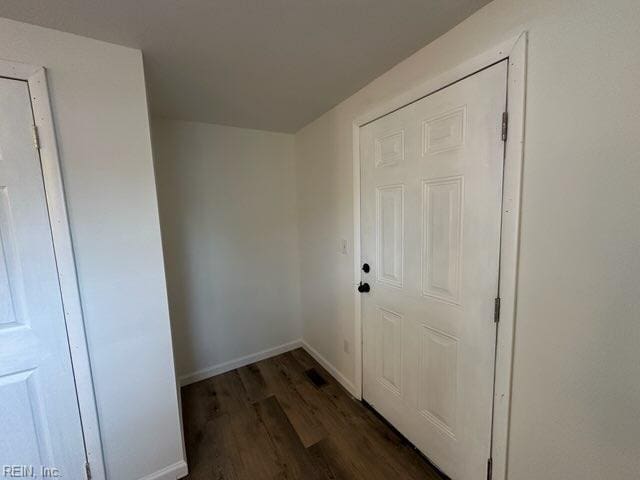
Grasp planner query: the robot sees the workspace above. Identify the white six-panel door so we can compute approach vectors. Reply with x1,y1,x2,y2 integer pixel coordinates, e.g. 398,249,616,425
361,61,508,479
0,77,87,477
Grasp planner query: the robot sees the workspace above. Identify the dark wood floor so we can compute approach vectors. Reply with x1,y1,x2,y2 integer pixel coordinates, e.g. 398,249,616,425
181,348,444,480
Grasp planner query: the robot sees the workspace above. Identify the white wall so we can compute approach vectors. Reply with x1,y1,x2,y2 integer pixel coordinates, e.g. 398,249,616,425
0,18,185,480
153,119,301,382
295,0,640,478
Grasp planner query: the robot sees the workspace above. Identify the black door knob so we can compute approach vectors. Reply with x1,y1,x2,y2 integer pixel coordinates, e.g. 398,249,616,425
362,263,370,273
357,282,370,293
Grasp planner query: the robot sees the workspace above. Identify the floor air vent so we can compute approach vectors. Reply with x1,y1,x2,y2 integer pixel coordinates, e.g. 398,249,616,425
305,368,327,388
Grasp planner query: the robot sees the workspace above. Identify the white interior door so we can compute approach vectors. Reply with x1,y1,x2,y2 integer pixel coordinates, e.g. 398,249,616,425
361,61,508,479
0,77,87,477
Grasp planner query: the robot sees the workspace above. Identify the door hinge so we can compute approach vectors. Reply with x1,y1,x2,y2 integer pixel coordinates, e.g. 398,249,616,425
487,457,493,480
32,124,41,150
501,111,508,141
85,462,92,480
494,297,501,323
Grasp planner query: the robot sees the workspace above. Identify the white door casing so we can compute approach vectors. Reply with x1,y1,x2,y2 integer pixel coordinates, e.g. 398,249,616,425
0,77,87,477
361,61,508,479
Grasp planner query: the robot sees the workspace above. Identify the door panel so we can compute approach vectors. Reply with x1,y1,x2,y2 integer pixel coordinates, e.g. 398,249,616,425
0,77,86,477
376,306,403,396
422,176,463,304
361,61,508,479
376,184,404,288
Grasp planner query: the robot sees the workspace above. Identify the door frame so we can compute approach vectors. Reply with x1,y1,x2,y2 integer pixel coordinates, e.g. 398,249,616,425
352,33,527,480
0,59,106,480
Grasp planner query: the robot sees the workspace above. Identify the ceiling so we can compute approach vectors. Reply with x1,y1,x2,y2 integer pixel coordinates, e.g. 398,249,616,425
0,0,491,132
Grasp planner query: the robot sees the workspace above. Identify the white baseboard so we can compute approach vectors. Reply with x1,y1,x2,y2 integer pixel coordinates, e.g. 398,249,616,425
301,340,360,398
177,338,360,400
138,460,188,480
179,339,302,386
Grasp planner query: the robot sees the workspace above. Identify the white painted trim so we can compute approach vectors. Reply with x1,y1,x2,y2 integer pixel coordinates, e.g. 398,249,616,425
179,339,302,386
492,32,528,480
301,340,359,398
0,59,107,480
352,121,363,400
0,58,41,79
178,337,361,399
137,460,188,480
353,35,519,128
351,33,527,480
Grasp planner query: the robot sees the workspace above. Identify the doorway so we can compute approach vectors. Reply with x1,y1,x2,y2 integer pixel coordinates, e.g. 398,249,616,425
359,60,508,479
0,69,103,479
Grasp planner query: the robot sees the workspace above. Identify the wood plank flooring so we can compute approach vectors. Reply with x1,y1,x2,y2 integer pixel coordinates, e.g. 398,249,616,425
181,348,445,480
